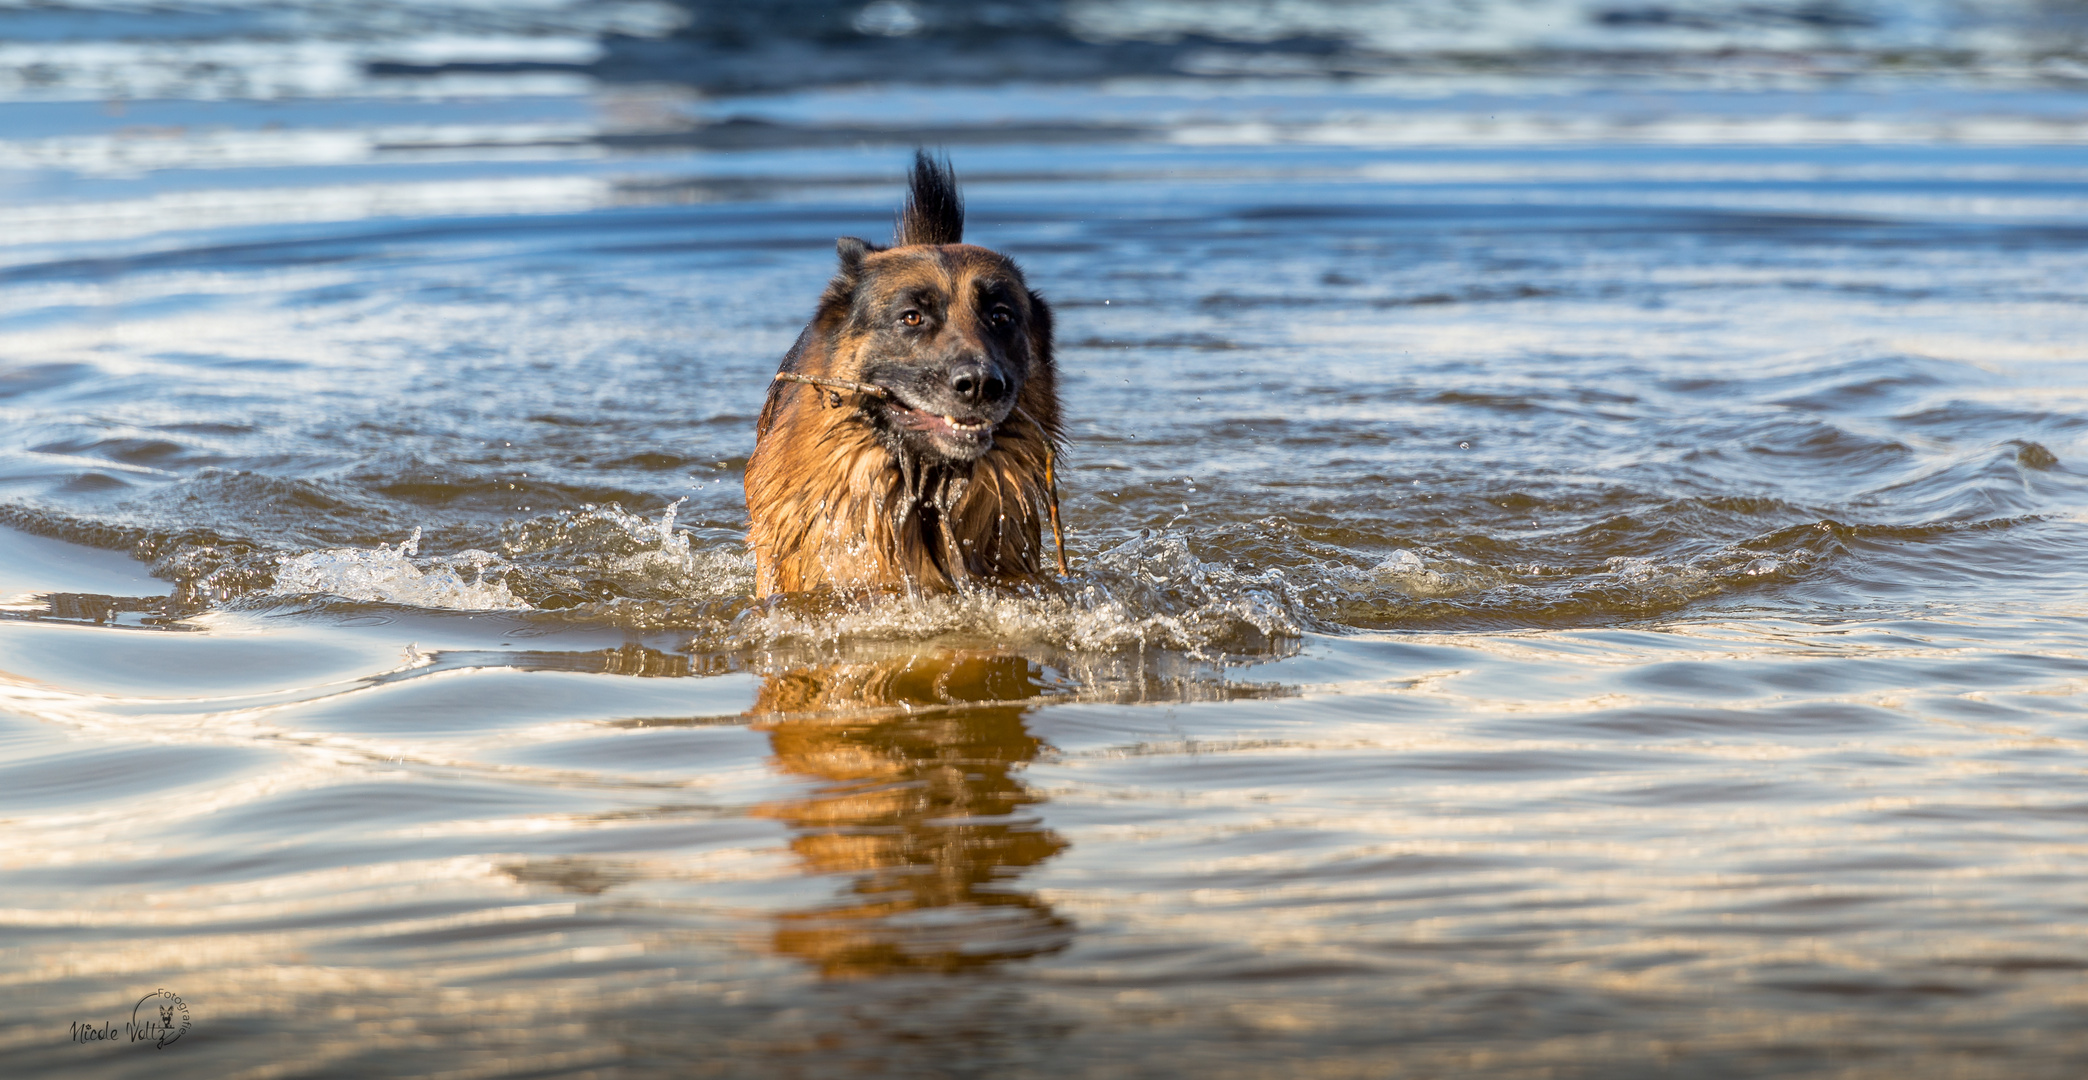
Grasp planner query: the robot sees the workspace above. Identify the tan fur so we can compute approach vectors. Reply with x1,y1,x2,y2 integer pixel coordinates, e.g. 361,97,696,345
744,244,1062,597
746,648,1067,976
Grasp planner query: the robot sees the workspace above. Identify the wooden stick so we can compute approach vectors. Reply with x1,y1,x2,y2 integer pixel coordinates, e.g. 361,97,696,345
780,383,1070,579
771,371,890,400
1013,405,1071,578
1043,440,1069,578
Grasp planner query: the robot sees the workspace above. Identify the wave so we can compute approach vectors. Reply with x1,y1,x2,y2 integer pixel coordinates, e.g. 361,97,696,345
1,0,2083,106
3,427,2078,645
272,528,520,611
242,505,1309,655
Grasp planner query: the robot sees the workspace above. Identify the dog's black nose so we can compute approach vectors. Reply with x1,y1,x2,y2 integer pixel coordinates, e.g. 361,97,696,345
948,363,1007,405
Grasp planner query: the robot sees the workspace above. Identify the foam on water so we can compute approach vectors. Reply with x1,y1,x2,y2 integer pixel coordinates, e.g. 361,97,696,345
257,500,754,615
271,527,520,611
253,500,1313,656
173,490,1988,643
724,528,1307,657
496,499,754,606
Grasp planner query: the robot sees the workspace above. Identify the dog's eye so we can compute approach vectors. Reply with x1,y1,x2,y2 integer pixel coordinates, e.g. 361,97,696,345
899,310,923,328
988,308,1013,327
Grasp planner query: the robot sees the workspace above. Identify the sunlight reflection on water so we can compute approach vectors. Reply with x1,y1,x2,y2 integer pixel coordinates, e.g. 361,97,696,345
5,2,2088,1076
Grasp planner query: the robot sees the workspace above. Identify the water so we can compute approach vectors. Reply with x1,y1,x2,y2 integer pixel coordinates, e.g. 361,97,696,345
5,2,2088,1076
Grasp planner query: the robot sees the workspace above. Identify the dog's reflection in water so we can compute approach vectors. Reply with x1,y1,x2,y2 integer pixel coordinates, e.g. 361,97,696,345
749,649,1071,977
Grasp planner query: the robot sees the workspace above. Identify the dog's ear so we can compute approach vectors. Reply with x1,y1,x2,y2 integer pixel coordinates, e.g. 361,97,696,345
1026,289,1055,368
822,237,881,310
836,236,874,271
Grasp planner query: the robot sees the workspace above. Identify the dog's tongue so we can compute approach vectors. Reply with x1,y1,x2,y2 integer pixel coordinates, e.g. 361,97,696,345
894,401,988,438
910,409,956,436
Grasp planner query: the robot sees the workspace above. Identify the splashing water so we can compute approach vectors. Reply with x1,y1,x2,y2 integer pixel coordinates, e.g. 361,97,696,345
725,529,1309,657
214,500,1833,651
272,528,521,611
492,500,751,603
250,499,1314,656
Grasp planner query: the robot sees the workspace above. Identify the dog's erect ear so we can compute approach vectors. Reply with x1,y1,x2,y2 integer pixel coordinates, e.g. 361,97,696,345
896,150,964,247
818,239,879,322
1027,290,1055,354
829,237,882,301
1022,289,1056,380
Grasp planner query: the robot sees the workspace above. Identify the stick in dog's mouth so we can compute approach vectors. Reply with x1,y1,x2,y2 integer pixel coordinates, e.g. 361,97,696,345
885,398,999,452
771,371,890,401
764,370,1070,577
774,370,997,445
896,408,993,435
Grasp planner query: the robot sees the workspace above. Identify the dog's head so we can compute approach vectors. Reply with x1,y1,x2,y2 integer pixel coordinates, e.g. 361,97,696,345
747,152,1065,595
804,153,1054,464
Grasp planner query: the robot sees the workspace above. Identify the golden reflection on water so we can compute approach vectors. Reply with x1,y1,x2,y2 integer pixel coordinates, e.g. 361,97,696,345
749,650,1072,978
16,615,2088,1076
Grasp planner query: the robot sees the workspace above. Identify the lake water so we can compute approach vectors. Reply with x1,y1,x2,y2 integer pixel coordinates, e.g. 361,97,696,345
6,2,2088,1076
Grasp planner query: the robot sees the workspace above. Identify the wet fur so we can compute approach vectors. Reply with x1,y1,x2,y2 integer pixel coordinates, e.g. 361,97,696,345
745,154,1063,597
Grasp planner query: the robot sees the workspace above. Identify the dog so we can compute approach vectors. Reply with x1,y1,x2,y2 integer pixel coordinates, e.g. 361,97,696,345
744,152,1064,598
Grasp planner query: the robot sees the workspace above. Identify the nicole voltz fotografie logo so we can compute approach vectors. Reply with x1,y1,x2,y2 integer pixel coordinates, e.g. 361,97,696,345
71,988,191,1049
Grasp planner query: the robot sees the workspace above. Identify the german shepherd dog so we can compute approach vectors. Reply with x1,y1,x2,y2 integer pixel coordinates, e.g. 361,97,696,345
744,152,1063,598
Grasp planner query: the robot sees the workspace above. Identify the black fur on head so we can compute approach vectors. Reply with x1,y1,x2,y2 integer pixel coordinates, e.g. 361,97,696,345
780,150,1046,469
896,150,964,247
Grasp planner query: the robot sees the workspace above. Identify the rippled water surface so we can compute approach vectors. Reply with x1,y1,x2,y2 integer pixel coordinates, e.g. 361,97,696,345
6,2,2088,1076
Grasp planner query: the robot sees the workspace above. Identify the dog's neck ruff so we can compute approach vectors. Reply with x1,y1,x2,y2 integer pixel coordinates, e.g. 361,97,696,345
743,375,1066,596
